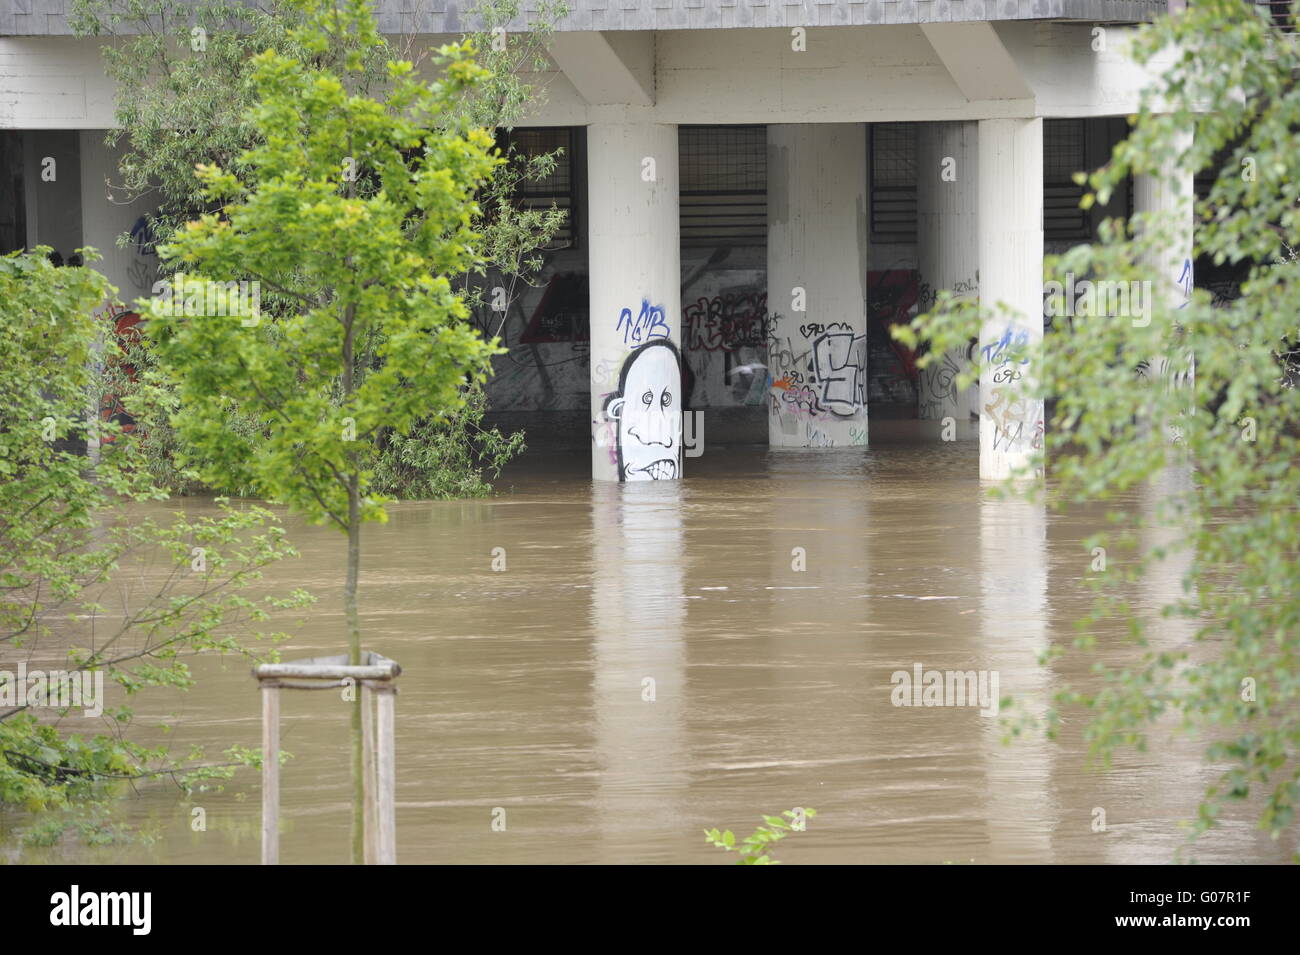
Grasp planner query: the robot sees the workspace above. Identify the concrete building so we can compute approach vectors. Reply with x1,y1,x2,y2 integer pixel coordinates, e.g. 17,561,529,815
1,0,1199,480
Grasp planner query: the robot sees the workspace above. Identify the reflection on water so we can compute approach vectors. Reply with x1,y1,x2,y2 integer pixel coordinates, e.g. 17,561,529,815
5,425,1293,864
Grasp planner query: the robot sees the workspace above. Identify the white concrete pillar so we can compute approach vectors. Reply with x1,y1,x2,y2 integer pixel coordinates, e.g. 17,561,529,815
1134,131,1195,440
588,109,683,482
917,121,979,423
1133,135,1194,318
78,131,159,310
977,119,1044,481
766,124,869,449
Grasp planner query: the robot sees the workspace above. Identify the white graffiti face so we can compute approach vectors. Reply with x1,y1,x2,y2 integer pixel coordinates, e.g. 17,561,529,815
607,342,681,481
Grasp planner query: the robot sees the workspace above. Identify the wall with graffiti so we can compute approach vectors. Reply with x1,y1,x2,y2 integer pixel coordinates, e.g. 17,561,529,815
478,246,769,413
478,246,926,422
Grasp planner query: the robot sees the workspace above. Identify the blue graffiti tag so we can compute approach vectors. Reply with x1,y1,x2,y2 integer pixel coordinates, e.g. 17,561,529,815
617,299,670,346
981,326,1030,366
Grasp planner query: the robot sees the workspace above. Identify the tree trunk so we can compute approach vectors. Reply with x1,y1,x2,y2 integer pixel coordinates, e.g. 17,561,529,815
345,471,364,865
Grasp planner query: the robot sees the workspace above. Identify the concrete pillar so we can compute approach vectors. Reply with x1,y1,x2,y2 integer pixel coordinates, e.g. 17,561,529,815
1134,131,1195,440
587,109,683,482
1133,137,1194,317
917,121,979,423
78,131,159,310
766,124,869,449
977,119,1044,481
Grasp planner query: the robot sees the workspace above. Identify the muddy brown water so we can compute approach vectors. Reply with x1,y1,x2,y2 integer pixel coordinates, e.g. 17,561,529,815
4,424,1292,864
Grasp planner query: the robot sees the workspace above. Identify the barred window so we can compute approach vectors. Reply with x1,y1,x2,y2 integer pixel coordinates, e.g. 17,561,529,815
1044,119,1089,241
1255,0,1297,33
500,127,578,248
679,125,767,246
870,123,918,243
870,121,1096,244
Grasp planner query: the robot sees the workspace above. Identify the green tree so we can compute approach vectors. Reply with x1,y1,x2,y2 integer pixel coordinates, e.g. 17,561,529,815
0,248,308,833
142,0,502,862
897,2,1300,854
72,0,569,499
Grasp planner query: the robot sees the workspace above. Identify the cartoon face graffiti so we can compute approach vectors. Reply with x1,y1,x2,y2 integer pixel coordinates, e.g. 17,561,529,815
604,340,682,481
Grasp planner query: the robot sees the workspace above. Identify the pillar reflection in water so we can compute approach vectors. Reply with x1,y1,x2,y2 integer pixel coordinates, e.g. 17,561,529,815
590,481,686,860
763,452,872,782
979,493,1052,861
1129,461,1202,861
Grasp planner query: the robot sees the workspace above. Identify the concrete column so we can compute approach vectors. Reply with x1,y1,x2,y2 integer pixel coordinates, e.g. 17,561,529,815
766,124,869,449
588,109,683,482
977,119,1044,481
78,132,159,310
917,121,979,423
1134,131,1195,440
1133,136,1194,318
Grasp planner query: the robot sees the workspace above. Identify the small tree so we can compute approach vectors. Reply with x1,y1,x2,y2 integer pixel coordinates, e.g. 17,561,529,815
0,249,308,836
73,0,567,499
144,0,502,863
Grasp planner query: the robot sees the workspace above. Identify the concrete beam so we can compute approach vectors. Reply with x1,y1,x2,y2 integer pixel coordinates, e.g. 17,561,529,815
547,31,654,107
921,22,1033,103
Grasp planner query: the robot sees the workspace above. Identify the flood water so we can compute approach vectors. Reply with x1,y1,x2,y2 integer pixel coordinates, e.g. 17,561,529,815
5,423,1292,864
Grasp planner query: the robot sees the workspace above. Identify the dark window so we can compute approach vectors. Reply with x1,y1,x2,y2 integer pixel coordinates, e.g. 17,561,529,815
1044,119,1090,241
870,123,918,243
500,127,578,248
869,121,1096,244
679,125,767,246
0,131,25,255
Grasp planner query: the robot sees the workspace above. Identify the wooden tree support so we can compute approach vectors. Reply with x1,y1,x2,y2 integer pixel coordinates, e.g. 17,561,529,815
253,652,401,865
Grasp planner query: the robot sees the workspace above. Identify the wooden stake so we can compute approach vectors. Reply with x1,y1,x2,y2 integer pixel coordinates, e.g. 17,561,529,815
261,681,281,866
375,685,397,865
361,681,377,865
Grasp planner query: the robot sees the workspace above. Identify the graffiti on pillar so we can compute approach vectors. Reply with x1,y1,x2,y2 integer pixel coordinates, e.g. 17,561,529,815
985,389,1032,452
126,216,160,293
766,323,866,424
982,324,1037,453
602,339,683,481
1177,257,1193,307
810,326,868,416
919,349,965,420
1136,355,1195,393
616,299,671,346
981,325,1031,368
